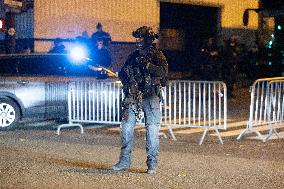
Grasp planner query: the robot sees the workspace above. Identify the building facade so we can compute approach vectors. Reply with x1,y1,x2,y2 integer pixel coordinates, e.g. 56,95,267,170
34,0,259,50
1,0,260,71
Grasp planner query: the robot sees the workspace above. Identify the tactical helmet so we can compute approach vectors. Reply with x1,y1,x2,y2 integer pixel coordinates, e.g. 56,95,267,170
132,26,159,41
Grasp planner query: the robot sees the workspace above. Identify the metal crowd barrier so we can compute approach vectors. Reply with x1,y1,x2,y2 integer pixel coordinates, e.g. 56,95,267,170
161,80,227,144
57,80,123,135
45,82,68,119
237,77,284,142
58,80,228,145
266,80,284,140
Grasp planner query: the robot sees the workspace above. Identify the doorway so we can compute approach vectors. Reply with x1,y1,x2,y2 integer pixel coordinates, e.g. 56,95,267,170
160,2,220,73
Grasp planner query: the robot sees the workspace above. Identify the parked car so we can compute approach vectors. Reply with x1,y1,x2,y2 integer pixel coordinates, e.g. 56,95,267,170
0,53,110,130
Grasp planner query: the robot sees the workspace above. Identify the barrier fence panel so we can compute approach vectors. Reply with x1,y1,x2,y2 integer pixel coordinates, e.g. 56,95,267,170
58,80,227,144
237,77,284,141
45,82,68,119
266,80,284,140
57,80,123,134
68,81,123,124
161,80,227,144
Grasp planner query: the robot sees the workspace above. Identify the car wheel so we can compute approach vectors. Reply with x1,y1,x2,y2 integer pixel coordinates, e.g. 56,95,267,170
0,98,20,130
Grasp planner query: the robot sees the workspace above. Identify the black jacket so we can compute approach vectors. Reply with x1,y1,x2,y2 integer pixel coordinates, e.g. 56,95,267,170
119,45,168,98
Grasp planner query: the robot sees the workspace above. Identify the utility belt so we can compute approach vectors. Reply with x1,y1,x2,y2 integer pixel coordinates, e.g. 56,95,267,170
124,84,162,99
143,84,162,101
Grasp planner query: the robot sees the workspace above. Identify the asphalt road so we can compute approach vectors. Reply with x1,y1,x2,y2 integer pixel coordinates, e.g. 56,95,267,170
0,121,284,189
0,85,284,189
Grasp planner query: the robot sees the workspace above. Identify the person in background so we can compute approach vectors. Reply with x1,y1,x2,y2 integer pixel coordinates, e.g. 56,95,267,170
6,28,16,54
91,22,112,47
200,37,221,80
247,45,259,80
81,30,89,39
93,38,111,68
88,38,112,79
22,45,31,54
222,36,241,98
49,38,67,54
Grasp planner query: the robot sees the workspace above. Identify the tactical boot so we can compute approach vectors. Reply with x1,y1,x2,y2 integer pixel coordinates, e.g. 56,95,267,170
112,160,130,171
147,168,156,174
147,165,156,174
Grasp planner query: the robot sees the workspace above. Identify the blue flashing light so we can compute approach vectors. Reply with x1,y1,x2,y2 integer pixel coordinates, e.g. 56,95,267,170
69,45,88,64
0,20,3,29
269,41,273,45
277,25,282,30
268,61,272,66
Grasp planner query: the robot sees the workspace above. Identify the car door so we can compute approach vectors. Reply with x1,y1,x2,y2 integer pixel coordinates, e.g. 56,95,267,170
16,54,69,119
0,56,18,95
40,55,69,120
13,75,46,118
0,55,46,119
13,55,47,118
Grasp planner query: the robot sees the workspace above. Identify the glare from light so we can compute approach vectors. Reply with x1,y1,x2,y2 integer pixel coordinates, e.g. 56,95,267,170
70,46,87,63
277,25,282,30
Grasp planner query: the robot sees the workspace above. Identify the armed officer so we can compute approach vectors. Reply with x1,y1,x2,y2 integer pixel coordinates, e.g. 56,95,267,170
112,26,168,174
222,36,240,98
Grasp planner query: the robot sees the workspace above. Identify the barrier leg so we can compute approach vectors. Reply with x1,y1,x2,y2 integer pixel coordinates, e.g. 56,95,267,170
158,132,167,139
214,129,224,145
254,130,265,142
265,127,280,141
199,129,224,145
199,129,208,145
237,126,265,142
57,122,84,135
167,125,176,141
274,129,281,139
237,128,248,140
